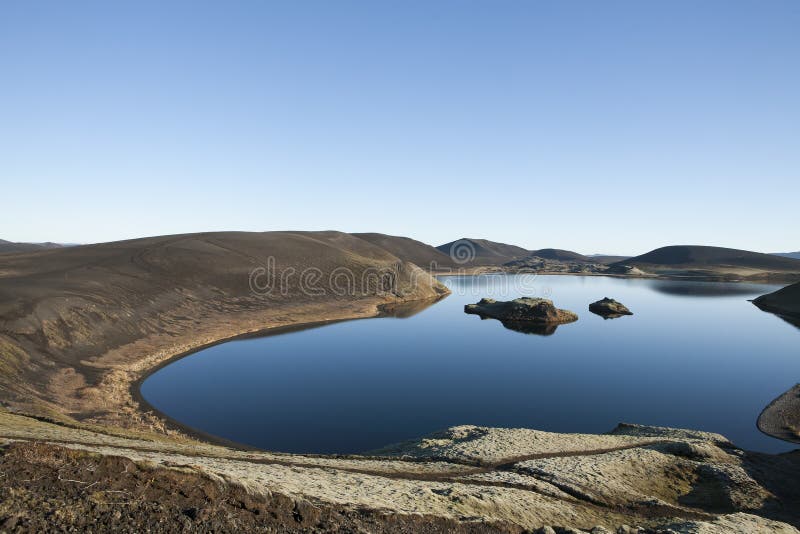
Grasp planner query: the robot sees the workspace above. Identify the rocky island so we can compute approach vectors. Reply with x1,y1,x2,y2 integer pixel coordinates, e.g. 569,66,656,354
465,297,579,325
589,297,634,318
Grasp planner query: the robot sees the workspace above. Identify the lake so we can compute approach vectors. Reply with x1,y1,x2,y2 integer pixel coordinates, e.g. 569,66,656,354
140,275,800,454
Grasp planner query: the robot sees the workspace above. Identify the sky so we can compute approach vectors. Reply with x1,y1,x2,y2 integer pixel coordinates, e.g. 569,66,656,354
1,1,798,255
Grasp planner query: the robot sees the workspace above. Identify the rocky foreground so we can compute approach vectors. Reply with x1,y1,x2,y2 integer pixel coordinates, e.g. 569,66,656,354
0,411,798,532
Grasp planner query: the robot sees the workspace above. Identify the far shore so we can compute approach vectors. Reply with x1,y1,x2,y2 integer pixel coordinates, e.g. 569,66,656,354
432,267,793,283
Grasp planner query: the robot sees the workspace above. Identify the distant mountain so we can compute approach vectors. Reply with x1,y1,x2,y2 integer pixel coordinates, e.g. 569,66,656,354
588,254,631,264
0,239,65,254
527,248,591,262
512,249,629,265
613,245,800,281
352,233,455,269
772,251,800,260
436,238,529,265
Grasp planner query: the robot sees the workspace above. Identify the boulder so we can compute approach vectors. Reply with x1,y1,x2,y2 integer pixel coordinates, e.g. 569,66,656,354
589,297,633,318
464,297,578,325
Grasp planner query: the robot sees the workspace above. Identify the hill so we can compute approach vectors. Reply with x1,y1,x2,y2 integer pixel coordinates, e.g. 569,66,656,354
352,233,455,269
612,245,800,281
528,248,591,262
436,238,529,265
0,231,448,427
588,254,631,264
0,239,64,254
773,251,800,260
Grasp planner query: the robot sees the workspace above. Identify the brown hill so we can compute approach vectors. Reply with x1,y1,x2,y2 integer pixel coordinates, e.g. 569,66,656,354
612,245,800,281
0,231,448,427
436,238,529,265
588,254,631,264
0,239,64,254
773,251,800,260
528,248,591,262
352,232,455,269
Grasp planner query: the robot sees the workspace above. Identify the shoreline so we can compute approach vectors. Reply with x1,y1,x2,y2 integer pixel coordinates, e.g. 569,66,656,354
3,275,800,531
128,294,450,452
7,269,794,457
128,297,451,451
435,269,799,283
130,318,362,451
128,274,796,456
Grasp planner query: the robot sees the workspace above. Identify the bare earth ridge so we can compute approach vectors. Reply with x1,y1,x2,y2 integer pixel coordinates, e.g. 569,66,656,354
0,231,448,430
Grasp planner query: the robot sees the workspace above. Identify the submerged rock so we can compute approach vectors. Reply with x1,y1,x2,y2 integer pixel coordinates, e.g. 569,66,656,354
589,297,633,319
464,297,578,325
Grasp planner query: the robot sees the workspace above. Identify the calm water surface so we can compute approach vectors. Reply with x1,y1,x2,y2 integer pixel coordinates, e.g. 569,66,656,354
141,275,800,454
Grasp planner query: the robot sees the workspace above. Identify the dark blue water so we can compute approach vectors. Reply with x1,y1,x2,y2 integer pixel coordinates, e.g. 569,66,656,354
140,275,800,454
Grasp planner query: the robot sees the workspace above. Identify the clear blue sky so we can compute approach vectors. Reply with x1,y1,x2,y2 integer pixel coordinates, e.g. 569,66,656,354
2,1,798,255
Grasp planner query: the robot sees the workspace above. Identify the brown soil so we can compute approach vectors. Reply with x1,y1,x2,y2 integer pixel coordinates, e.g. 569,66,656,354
615,245,800,282
0,441,520,533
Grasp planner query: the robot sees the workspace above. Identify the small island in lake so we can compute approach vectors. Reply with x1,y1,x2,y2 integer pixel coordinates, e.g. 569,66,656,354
589,297,634,318
465,297,579,324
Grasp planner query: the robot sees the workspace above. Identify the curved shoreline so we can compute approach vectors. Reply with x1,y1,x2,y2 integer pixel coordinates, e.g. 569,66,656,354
758,383,800,446
129,296,450,452
131,318,358,451
129,280,798,456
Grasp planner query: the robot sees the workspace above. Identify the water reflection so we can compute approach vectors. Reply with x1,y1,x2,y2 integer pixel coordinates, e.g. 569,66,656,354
759,310,800,330
499,320,560,336
379,296,448,319
644,280,769,297
469,315,560,336
589,310,627,320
